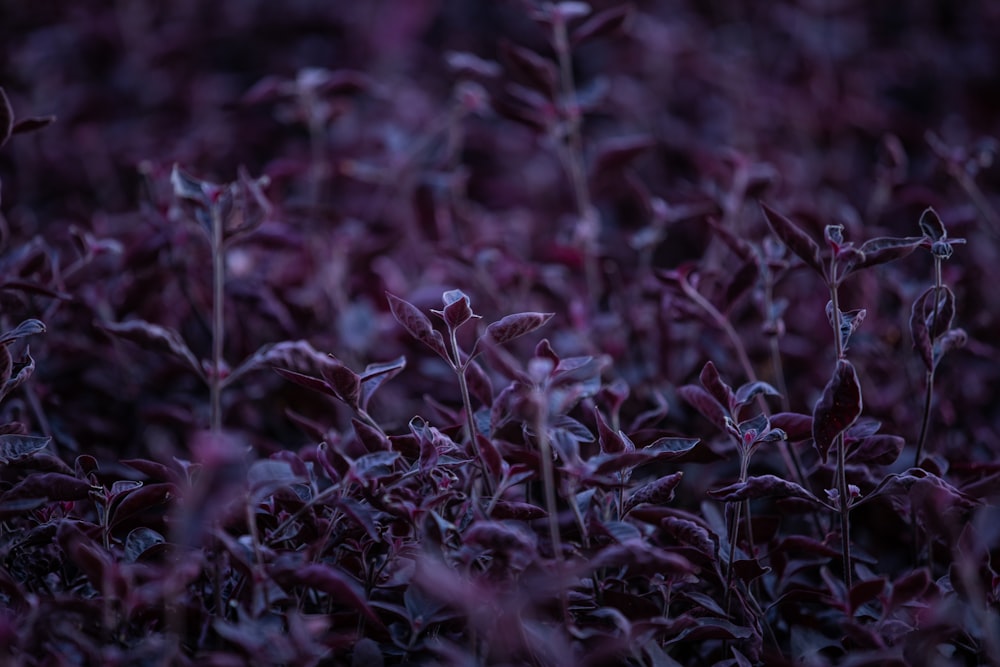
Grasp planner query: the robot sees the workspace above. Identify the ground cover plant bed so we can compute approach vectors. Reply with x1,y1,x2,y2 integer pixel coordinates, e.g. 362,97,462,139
2,1,1000,665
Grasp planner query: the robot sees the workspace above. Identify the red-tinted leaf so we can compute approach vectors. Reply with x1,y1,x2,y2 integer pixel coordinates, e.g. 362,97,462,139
623,472,683,515
847,434,904,465
589,135,656,182
851,236,923,272
319,360,361,408
386,292,450,362
222,339,329,387
120,458,183,485
109,483,177,529
433,289,478,330
677,384,728,432
918,207,946,241
484,311,554,346
760,202,824,276
476,434,503,479
0,319,46,346
0,88,12,149
699,361,734,412
890,568,930,610
849,577,886,614
0,434,51,464
812,360,863,461
359,355,407,412
273,367,336,397
491,500,548,520
11,116,55,135
248,459,307,503
464,359,494,407
571,3,632,46
909,287,934,371
100,319,204,380
723,259,759,311
661,516,717,555
3,473,94,503
709,475,823,505
353,417,389,453
595,408,627,454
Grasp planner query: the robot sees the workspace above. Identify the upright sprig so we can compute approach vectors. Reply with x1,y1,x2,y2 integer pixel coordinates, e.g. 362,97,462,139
387,290,553,497
910,208,966,467
760,202,923,588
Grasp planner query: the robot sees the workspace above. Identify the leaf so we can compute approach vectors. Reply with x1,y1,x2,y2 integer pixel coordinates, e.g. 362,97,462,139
0,88,12,149
623,472,684,515
0,434,51,464
768,413,812,440
319,359,361,408
484,311,554,347
463,359,494,408
934,328,967,367
733,381,780,408
2,472,94,503
286,564,380,624
100,319,204,380
698,361,734,412
490,500,548,521
273,367,337,397
124,527,166,563
571,3,633,46
0,348,35,402
708,475,824,506
812,360,863,462
222,339,329,387
918,207,946,241
849,577,886,614
595,408,628,454
760,202,824,276
723,259,759,311
499,40,557,95
677,384,728,432
0,319,46,346
386,292,451,362
109,483,177,530
358,356,407,412
890,568,930,610
432,289,478,330
247,459,307,503
847,434,904,465
851,236,923,272
11,116,55,135
909,287,934,372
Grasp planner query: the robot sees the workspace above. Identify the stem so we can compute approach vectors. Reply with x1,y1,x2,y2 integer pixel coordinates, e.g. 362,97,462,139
723,449,751,614
452,330,496,498
914,257,942,467
210,204,225,433
828,275,853,590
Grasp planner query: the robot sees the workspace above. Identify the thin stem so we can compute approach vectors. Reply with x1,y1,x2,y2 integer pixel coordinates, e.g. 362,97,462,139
452,330,496,498
724,450,751,614
914,257,942,467
828,275,853,590
210,205,225,433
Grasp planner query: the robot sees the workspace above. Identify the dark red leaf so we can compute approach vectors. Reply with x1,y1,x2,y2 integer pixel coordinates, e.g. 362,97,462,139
109,483,177,529
491,500,548,520
100,319,204,380
851,236,923,272
484,311,554,346
571,4,633,46
464,359,494,407
623,471,684,514
699,361,734,412
285,564,379,624
709,475,823,505
847,434,904,465
890,568,930,610
677,384,728,432
359,355,407,412
661,516,717,555
476,434,503,479
760,202,824,276
849,577,886,614
499,40,557,95
595,408,627,454
274,367,336,397
434,289,477,330
319,360,361,408
386,292,451,362
812,360,863,462
2,473,94,502
909,287,934,372
723,259,759,311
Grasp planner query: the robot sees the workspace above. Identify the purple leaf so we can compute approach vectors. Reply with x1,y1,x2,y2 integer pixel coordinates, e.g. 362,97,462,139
848,577,886,614
386,292,451,362
247,459,307,503
476,434,504,479
571,4,633,46
284,564,380,624
699,361,734,411
12,115,55,135
623,471,684,515
484,312,554,347
464,359,494,408
723,259,760,311
222,339,330,387
677,384,728,432
319,359,361,408
124,527,166,563
661,516,717,555
589,135,656,183
490,500,548,520
909,287,935,372
100,319,204,380
2,473,94,503
851,236,923,272
432,289,478,330
358,356,407,412
274,366,336,398
847,434,904,465
595,408,628,454
890,568,930,610
733,381,780,408
760,202,824,276
812,360,863,462
0,319,46,346
709,475,823,505
0,88,12,149
109,483,177,529
918,207,946,241
499,40,557,95
0,434,51,464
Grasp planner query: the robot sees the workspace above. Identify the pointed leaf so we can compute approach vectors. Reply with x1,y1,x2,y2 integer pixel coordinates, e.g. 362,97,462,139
0,319,46,346
760,202,824,276
222,339,330,387
100,320,204,380
623,472,684,515
110,483,177,529
812,360,863,462
677,384,728,432
852,236,923,272
319,360,361,408
909,287,935,372
359,355,407,411
0,348,36,402
11,116,55,135
289,564,380,624
273,367,336,397
849,577,886,614
484,312,554,346
595,408,627,454
734,381,780,408
2,472,94,502
723,259,759,310
386,292,451,362
709,475,824,506
698,361,734,412
433,289,477,330
124,527,166,563
0,434,51,464
491,500,548,520
918,207,946,241
464,359,494,408
847,434,904,465
769,412,812,440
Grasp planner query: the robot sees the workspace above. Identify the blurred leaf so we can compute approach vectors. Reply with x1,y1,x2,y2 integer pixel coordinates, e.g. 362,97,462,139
483,311,554,347
847,434,904,465
2,473,94,502
100,319,204,380
760,202,824,276
124,527,166,563
0,87,11,149
589,135,656,183
571,4,633,46
359,356,407,412
0,434,51,464
0,319,46,346
12,115,56,135
812,360,863,462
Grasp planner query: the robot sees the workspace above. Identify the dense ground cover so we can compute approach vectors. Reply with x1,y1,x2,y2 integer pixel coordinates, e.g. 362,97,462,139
2,1,1000,665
